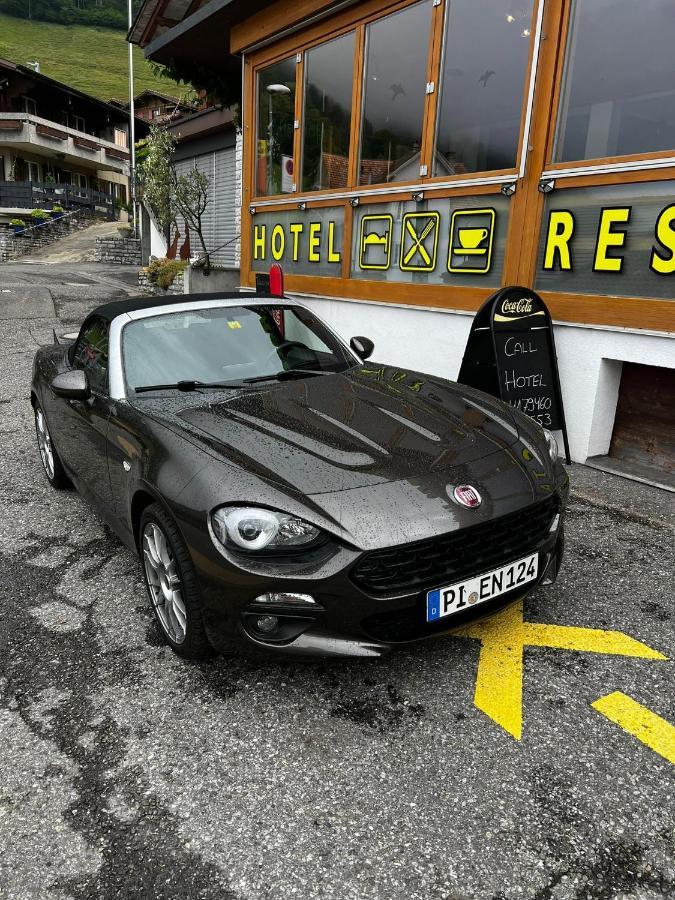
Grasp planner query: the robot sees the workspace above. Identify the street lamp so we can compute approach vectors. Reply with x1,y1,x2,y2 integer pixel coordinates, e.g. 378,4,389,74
266,83,291,194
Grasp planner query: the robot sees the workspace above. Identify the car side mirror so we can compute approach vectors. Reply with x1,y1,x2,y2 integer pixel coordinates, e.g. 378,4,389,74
350,336,374,360
51,369,90,401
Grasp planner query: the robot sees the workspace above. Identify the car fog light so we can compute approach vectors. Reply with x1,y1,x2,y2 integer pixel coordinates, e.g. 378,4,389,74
254,592,317,606
256,615,280,634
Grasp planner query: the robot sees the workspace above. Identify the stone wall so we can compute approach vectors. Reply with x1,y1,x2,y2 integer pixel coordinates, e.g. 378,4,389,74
95,235,142,266
137,268,185,295
0,215,92,263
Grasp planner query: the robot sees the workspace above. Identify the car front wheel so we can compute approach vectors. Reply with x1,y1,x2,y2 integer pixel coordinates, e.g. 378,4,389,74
35,404,69,489
139,502,212,659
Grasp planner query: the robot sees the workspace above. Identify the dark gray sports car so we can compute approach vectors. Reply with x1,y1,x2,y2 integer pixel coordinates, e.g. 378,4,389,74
31,291,568,658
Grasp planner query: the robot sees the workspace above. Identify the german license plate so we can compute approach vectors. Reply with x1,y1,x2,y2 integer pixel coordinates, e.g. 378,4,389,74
426,552,538,622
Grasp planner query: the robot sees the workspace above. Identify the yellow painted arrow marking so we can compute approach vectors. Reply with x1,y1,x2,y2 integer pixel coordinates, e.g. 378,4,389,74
451,600,667,740
592,692,675,765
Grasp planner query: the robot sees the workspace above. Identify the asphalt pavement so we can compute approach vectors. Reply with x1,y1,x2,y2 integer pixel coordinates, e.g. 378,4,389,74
0,262,673,900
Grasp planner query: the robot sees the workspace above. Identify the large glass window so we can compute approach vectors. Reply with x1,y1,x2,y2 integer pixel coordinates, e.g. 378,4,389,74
434,0,535,176
301,33,355,191
554,0,675,162
256,58,297,196
358,0,433,185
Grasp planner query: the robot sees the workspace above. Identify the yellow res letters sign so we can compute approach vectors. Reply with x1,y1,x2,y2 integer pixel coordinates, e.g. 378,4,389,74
537,187,675,301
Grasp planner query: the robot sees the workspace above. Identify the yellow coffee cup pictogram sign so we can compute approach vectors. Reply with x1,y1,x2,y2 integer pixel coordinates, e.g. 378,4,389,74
449,209,496,274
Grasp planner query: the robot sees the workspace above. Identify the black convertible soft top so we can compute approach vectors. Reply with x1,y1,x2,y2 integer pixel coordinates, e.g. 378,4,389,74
88,291,257,324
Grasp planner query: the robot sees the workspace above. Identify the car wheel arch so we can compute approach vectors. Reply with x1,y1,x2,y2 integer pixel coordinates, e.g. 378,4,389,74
130,486,189,556
131,488,161,551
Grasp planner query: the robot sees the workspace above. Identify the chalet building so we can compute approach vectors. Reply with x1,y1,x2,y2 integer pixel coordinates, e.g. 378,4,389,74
110,89,197,125
130,0,675,483
0,58,147,219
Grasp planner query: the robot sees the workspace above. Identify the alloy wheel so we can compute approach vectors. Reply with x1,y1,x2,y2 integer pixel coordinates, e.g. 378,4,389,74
35,407,55,480
142,522,187,644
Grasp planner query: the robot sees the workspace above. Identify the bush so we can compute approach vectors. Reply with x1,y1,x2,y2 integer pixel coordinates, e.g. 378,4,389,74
52,204,64,213
31,208,48,220
145,257,187,290
10,218,26,227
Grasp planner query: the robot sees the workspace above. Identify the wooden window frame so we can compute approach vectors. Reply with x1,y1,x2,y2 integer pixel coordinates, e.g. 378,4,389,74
253,52,301,200
247,0,544,204
241,0,675,333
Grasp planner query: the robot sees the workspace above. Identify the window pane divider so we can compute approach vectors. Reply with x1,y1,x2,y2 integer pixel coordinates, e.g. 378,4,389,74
347,25,366,189
518,0,546,179
542,157,675,180
292,54,305,192
420,0,445,178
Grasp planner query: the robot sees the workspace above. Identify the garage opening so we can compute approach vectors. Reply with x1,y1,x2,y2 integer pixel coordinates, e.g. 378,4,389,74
593,363,675,491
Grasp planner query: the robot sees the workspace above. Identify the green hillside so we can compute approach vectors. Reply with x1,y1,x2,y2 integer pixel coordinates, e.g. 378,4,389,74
0,13,181,103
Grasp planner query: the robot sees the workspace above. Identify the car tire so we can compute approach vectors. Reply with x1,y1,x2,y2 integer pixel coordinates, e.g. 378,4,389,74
34,404,70,489
139,502,212,659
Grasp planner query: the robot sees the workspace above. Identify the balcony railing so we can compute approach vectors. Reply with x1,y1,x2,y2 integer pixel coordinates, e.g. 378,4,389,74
0,113,130,173
0,181,116,219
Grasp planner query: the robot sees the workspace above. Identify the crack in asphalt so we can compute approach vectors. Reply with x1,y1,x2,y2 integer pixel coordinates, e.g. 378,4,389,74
0,531,239,899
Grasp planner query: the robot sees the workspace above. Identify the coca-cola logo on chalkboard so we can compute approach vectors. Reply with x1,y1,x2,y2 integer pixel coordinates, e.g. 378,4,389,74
501,297,534,315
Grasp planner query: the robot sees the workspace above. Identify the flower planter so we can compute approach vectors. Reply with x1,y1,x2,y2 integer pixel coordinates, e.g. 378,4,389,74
32,218,47,228
13,226,25,235
51,211,64,220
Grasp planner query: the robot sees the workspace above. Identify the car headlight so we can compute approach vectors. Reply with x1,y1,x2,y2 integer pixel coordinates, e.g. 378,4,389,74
543,429,559,463
211,506,321,552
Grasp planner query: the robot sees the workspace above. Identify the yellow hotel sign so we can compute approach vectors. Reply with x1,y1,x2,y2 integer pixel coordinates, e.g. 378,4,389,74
251,200,675,282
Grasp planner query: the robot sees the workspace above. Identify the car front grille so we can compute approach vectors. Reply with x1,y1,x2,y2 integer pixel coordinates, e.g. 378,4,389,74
351,494,559,598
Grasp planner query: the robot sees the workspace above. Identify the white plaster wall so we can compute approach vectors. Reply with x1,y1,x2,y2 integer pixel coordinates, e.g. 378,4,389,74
290,292,675,464
149,214,167,259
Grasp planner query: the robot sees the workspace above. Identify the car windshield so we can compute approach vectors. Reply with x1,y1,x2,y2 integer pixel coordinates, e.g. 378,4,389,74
122,304,358,392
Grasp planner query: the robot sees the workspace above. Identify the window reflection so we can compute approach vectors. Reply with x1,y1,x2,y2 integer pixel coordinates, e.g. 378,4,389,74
554,0,675,162
359,0,433,185
302,33,355,191
434,0,534,175
256,58,296,196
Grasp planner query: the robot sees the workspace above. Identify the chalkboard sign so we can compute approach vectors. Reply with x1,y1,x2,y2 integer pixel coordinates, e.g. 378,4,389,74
458,286,570,463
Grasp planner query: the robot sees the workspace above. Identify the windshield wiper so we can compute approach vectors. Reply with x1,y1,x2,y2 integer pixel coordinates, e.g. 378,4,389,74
133,379,243,393
133,369,332,393
241,369,330,384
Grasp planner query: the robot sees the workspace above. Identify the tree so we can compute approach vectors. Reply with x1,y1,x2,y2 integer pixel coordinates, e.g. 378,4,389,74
136,124,212,268
172,168,211,269
136,125,176,233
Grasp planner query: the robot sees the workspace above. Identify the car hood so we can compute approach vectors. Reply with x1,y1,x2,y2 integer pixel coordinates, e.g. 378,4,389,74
130,365,525,496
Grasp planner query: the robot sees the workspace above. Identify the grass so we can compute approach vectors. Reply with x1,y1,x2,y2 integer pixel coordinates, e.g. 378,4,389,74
0,13,183,103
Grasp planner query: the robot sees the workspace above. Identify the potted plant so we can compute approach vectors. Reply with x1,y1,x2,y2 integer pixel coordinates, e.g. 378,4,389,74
10,218,26,235
31,208,48,227
51,204,65,220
